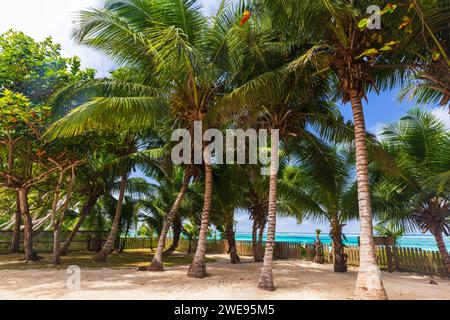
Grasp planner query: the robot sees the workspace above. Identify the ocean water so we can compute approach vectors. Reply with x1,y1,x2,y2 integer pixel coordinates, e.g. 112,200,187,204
235,232,450,251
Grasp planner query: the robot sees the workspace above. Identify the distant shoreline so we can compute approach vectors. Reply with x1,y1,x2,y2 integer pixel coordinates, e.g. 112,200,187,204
237,232,435,237
234,232,450,251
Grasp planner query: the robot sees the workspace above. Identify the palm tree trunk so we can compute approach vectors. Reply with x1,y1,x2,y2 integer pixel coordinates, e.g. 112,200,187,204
257,223,265,259
163,214,183,256
149,172,190,271
95,174,127,262
350,93,388,300
331,222,347,273
188,237,193,254
10,193,22,254
433,231,450,273
252,219,261,262
188,163,213,278
258,140,278,291
226,214,241,264
60,194,99,256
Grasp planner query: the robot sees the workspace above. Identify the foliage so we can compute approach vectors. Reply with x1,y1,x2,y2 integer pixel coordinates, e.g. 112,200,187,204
0,30,95,104
376,108,450,235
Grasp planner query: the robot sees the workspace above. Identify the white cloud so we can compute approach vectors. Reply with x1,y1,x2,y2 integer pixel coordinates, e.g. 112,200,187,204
368,122,387,140
1,1,240,76
198,0,239,14
431,108,450,130
1,0,114,77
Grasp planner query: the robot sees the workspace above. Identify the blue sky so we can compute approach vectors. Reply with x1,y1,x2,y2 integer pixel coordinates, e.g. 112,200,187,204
1,1,448,234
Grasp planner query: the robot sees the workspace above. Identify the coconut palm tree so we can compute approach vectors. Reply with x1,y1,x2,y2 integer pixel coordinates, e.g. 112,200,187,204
47,0,254,278
228,89,351,290
59,151,114,256
399,1,450,109
211,165,245,264
182,221,200,255
279,147,361,272
251,0,438,299
378,108,450,272
241,165,268,262
141,166,193,269
224,3,354,290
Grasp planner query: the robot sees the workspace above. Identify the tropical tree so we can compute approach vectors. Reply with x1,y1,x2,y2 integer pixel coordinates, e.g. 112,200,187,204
47,0,262,278
224,4,354,290
59,150,114,256
374,222,404,247
0,30,95,256
212,165,245,264
255,0,438,299
399,1,450,109
279,147,361,273
242,167,268,262
378,109,450,272
0,90,63,261
137,165,194,268
148,163,194,269
0,30,95,104
182,221,200,255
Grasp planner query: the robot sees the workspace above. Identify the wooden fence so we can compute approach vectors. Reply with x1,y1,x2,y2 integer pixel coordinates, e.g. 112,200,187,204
0,231,107,254
1,232,448,277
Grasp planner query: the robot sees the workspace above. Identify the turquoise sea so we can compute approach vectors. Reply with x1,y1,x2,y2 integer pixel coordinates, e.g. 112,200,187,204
235,232,450,251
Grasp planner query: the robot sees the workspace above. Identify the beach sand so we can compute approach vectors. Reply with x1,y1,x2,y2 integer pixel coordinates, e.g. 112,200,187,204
1,255,449,300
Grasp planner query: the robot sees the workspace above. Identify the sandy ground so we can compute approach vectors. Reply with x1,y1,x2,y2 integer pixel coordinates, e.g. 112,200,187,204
1,255,449,300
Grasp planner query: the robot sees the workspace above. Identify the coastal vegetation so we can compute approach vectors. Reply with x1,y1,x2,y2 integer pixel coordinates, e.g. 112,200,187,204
0,0,449,300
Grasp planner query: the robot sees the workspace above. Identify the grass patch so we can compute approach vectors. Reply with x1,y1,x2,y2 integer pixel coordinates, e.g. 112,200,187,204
0,250,217,271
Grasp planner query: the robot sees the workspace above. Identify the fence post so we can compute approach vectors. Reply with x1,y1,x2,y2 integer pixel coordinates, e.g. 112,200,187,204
392,246,399,271
385,245,394,273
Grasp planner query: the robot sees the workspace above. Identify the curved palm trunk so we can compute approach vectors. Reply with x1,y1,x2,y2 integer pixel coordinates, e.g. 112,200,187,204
60,194,99,256
149,172,190,271
163,214,183,256
11,193,22,254
351,94,388,300
188,163,213,278
258,140,278,291
95,174,127,262
433,232,450,273
226,214,241,264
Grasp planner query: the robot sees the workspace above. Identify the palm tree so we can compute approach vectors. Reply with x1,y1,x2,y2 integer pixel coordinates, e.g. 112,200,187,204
182,221,200,255
93,135,135,262
48,0,252,278
378,109,450,272
142,166,193,270
241,166,268,262
46,66,167,264
279,148,360,272
231,91,349,290
224,4,353,290
211,165,245,264
255,0,437,299
399,1,450,109
59,152,113,256
374,222,404,247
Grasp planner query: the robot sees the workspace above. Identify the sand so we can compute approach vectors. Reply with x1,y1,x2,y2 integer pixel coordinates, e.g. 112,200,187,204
1,255,449,300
